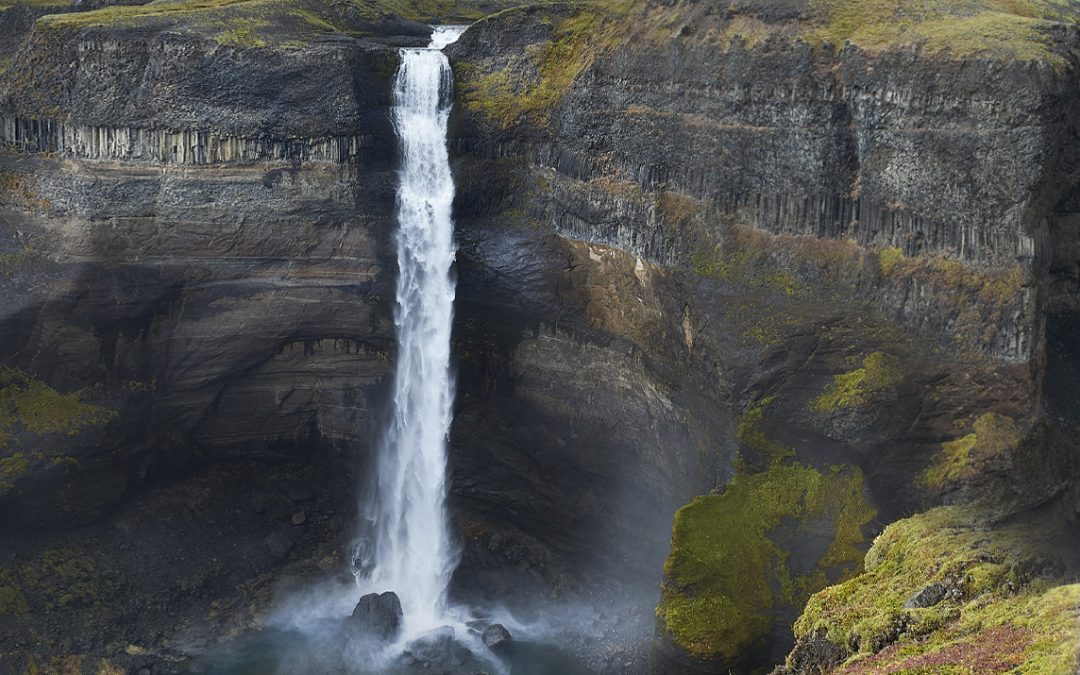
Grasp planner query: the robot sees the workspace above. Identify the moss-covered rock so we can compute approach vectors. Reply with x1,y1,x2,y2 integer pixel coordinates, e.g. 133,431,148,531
923,413,1022,492
811,352,903,415
656,459,876,666
0,367,112,451
0,368,113,496
786,506,1080,673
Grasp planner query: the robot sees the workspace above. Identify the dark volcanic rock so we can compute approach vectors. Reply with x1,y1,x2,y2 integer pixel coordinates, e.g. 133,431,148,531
344,591,404,643
481,622,512,652
902,581,951,609
263,529,295,560
402,626,474,670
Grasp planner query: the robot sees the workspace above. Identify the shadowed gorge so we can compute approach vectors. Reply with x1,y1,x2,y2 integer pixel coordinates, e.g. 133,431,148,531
1,0,1079,673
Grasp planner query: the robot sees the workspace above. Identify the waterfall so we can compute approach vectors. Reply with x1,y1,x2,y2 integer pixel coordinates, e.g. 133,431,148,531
358,25,467,641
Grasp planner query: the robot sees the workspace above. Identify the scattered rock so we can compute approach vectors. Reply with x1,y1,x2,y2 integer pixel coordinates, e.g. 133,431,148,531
280,479,315,503
482,623,512,652
776,629,844,674
264,530,294,559
903,581,950,609
291,510,307,526
403,626,473,669
344,592,403,643
250,495,267,514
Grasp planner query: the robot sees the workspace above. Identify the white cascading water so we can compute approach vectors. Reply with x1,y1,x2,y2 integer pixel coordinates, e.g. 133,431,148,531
359,24,467,642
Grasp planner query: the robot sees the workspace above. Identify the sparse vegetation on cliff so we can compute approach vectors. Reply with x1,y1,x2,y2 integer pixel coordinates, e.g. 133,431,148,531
0,368,113,494
812,351,903,414
923,412,1022,490
0,367,112,450
457,0,639,127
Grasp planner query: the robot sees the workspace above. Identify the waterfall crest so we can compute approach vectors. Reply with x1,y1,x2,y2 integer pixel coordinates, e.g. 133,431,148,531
358,25,467,642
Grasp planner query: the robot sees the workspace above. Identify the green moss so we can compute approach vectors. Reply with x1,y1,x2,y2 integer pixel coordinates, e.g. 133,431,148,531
658,462,875,661
34,0,514,48
806,0,1071,66
21,548,105,610
878,246,904,275
11,378,109,434
923,413,1021,489
737,399,793,463
0,575,28,620
0,0,72,10
792,506,1080,672
0,452,28,493
0,368,113,493
811,351,902,414
458,0,639,127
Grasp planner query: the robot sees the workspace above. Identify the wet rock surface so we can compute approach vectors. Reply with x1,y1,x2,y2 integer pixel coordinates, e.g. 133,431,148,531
345,592,404,644
481,622,512,652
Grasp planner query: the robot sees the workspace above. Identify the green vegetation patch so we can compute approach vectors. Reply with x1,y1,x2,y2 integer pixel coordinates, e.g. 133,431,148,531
793,506,1080,673
0,367,113,493
877,246,904,275
811,351,903,414
657,460,875,662
0,570,29,620
0,545,122,624
923,412,1021,490
458,0,639,127
737,397,794,464
0,367,112,447
34,0,513,47
806,0,1074,65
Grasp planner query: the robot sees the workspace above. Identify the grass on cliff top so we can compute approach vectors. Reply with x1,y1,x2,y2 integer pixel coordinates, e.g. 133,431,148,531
33,0,513,45
807,0,1075,64
457,0,640,127
0,0,75,12
657,456,876,661
793,505,1080,673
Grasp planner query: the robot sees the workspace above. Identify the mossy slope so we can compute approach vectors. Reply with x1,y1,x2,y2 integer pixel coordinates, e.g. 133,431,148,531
657,452,876,664
789,506,1080,673
32,0,525,47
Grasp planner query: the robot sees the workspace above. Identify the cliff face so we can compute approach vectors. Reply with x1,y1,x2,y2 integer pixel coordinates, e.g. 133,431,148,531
448,0,1080,671
450,1,1080,364
0,0,1079,672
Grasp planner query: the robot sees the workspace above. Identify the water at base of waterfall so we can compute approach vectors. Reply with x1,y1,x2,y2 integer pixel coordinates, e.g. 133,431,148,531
181,625,593,675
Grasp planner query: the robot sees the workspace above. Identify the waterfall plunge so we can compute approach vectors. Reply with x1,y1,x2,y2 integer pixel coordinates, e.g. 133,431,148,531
358,25,467,642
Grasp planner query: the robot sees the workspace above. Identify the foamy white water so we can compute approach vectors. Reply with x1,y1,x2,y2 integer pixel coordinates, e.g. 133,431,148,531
359,24,467,642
